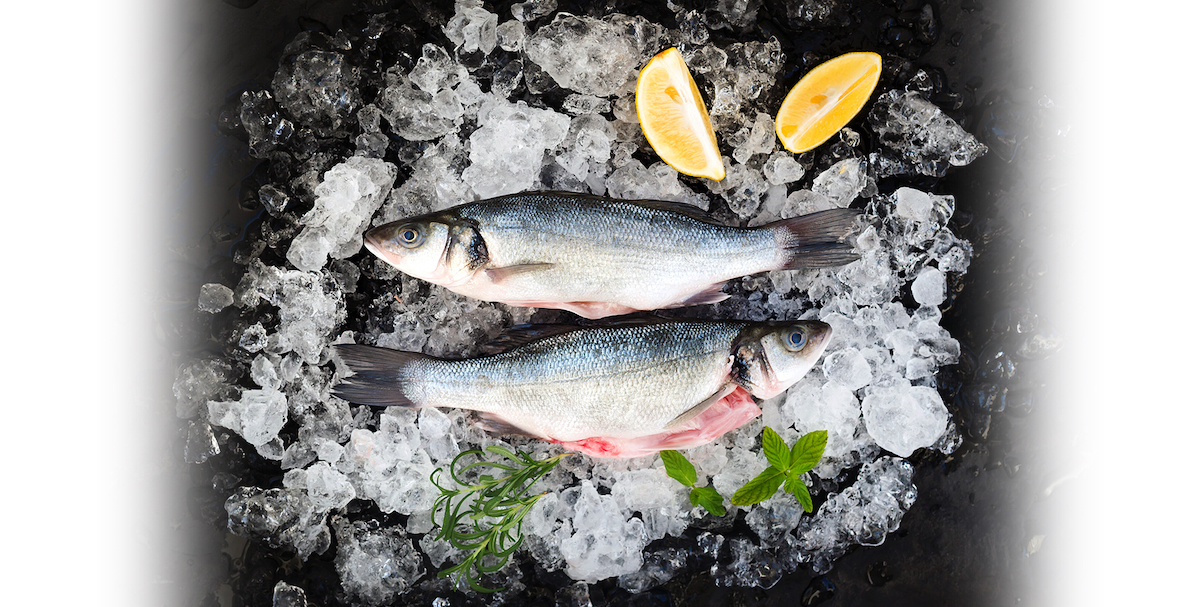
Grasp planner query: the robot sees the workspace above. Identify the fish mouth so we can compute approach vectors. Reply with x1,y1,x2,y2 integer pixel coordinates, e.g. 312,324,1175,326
808,321,832,355
363,226,387,260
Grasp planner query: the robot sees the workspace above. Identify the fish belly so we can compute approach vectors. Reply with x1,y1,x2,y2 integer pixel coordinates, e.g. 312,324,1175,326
553,387,761,458
414,326,740,442
452,198,780,316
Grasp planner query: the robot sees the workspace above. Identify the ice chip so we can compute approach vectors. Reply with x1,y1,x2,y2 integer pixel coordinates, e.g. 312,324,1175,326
869,89,988,176
461,96,570,197
525,14,661,97
207,387,288,447
911,266,946,306
271,42,361,137
822,348,873,390
184,421,220,464
496,19,526,51
333,516,424,603
893,187,934,222
796,457,915,574
812,158,868,208
198,283,234,313
560,481,648,582
287,157,398,271
861,385,948,457
443,6,498,54
305,461,356,511
512,0,557,22
762,152,805,185
272,581,307,607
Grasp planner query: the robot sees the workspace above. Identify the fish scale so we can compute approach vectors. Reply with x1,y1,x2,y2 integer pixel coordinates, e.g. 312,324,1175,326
364,190,859,319
334,319,833,457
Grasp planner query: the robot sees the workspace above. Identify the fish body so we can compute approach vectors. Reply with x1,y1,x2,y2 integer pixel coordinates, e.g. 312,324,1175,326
365,191,859,319
334,319,832,458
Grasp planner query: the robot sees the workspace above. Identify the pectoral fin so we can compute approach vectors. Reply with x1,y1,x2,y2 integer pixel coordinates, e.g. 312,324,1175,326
663,383,737,431
665,282,730,308
476,412,544,439
485,263,554,283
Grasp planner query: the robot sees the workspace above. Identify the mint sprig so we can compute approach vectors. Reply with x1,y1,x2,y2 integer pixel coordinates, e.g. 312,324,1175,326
730,428,827,511
661,449,726,516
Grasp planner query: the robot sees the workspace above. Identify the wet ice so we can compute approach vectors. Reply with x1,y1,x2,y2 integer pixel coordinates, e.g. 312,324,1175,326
192,5,991,599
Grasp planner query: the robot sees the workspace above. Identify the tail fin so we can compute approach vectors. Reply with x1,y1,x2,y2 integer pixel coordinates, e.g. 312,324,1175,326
769,208,862,269
332,344,429,408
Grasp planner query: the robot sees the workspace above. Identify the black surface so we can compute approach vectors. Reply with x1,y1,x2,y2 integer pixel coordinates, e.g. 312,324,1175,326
161,1,1070,605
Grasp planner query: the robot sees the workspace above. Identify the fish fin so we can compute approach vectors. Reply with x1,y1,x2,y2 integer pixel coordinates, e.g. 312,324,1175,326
556,301,641,319
476,412,542,438
480,323,586,354
556,388,761,458
485,263,554,283
626,198,722,224
332,344,429,408
665,282,730,308
663,384,737,431
530,189,721,224
769,208,863,269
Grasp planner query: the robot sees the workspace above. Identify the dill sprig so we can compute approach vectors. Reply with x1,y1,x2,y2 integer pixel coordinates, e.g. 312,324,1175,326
429,446,568,592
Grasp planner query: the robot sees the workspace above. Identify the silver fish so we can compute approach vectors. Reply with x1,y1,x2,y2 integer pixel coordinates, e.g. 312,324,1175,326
364,191,859,319
334,319,832,458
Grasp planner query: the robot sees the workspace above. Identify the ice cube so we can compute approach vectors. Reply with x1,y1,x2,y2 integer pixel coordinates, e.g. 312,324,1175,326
762,151,805,185
496,19,526,51
332,516,424,603
525,14,662,97
861,385,948,457
272,581,307,607
271,37,361,137
911,266,946,306
287,156,397,272
443,5,498,54
198,283,234,313
811,158,868,208
868,89,988,177
822,348,873,390
461,96,570,197
207,387,288,447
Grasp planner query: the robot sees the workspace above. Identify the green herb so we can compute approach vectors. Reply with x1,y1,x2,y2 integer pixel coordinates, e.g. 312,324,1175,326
430,446,568,592
660,449,726,516
730,428,827,510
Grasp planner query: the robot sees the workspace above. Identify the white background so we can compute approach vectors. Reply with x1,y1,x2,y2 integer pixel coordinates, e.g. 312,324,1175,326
1,1,1195,604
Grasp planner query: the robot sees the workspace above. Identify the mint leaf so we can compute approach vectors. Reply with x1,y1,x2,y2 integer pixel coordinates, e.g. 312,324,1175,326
730,467,786,506
761,426,790,471
660,450,697,487
689,486,726,517
787,477,813,513
789,430,828,472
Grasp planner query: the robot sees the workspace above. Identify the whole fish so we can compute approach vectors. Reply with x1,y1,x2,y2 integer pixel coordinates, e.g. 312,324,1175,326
334,319,832,458
364,191,859,319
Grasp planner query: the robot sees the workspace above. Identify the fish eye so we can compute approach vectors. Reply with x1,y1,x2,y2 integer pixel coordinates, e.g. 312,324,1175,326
784,328,807,351
396,224,424,248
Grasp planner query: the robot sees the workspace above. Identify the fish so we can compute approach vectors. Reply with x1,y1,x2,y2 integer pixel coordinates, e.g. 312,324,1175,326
364,191,859,319
333,319,832,458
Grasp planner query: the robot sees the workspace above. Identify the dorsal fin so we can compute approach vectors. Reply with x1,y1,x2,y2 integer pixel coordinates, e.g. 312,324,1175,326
479,314,690,354
521,190,721,225
623,198,721,224
479,323,586,354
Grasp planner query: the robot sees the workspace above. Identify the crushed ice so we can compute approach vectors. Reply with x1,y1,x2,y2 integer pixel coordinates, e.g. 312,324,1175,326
177,3,989,601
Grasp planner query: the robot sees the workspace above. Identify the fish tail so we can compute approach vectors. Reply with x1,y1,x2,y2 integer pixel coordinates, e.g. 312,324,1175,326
769,208,862,269
332,344,428,408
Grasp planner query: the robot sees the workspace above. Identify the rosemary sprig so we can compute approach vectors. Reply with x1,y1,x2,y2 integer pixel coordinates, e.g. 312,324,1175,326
429,446,568,592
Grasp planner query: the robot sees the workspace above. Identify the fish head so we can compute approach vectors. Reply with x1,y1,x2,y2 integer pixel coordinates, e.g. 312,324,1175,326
364,216,484,286
736,320,832,399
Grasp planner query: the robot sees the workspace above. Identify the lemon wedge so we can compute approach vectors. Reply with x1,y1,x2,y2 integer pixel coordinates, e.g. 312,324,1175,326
775,52,882,154
636,47,724,181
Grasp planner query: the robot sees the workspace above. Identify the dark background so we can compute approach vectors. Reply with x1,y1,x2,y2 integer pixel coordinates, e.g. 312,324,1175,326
157,1,1075,605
